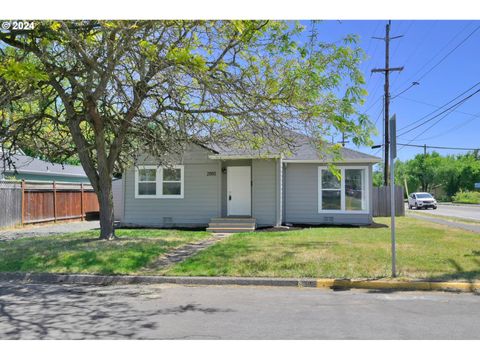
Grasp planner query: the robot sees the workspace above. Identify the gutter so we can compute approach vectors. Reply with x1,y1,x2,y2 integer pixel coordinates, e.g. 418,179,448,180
282,159,380,164
208,154,280,160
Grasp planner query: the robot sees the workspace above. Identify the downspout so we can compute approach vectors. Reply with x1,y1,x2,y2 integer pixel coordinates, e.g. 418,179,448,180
276,157,283,227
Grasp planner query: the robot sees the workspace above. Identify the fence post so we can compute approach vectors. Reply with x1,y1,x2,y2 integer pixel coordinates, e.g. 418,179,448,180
53,180,57,222
80,183,84,221
21,179,25,225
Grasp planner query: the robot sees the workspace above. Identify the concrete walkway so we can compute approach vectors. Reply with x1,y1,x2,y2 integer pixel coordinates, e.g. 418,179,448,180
144,233,231,272
0,221,100,241
408,214,480,233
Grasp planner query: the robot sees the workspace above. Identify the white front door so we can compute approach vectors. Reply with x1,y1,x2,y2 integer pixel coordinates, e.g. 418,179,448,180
227,166,251,216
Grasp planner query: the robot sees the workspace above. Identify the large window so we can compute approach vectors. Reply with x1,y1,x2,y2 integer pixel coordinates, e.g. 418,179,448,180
318,166,368,213
135,165,184,199
321,170,341,210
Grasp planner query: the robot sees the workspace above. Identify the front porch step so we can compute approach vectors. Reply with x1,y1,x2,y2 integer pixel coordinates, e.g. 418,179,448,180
207,227,255,233
208,222,255,228
207,217,256,233
209,217,256,224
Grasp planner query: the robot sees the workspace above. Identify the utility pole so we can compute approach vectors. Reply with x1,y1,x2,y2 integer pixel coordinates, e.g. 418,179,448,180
423,144,427,157
337,133,350,147
372,21,404,186
389,115,397,277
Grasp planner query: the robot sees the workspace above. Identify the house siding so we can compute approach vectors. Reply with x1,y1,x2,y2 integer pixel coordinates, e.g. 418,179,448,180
123,145,220,227
284,162,373,225
252,159,277,227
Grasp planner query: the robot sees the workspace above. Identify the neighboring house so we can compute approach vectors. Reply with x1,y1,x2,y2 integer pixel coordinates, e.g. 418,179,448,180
1,154,89,183
119,134,381,232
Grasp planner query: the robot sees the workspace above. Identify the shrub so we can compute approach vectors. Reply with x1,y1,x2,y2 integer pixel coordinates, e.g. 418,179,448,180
436,194,451,202
452,190,480,204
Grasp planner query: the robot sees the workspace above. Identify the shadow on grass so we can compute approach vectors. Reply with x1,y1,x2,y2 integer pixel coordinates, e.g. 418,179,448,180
0,283,234,339
0,234,186,275
365,221,389,229
116,225,207,232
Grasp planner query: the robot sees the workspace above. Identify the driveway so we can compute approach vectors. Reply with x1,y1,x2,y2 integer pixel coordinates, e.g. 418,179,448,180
406,203,480,222
0,283,479,339
0,221,100,241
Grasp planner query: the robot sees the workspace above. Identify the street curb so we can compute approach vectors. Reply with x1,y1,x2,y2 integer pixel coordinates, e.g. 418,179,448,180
315,279,480,292
0,272,479,293
0,273,317,288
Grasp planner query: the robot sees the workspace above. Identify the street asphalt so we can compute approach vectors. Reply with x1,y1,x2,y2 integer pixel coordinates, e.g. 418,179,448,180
0,282,479,339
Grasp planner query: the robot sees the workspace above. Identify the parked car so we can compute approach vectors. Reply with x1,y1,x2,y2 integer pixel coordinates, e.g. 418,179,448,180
408,192,438,210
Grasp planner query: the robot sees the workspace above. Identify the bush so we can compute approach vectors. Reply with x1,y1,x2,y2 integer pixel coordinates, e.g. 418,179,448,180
436,195,451,202
452,190,480,204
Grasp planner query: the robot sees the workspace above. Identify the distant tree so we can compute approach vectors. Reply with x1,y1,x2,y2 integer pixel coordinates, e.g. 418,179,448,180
0,20,372,239
391,151,480,198
404,152,442,192
438,153,480,196
372,166,384,187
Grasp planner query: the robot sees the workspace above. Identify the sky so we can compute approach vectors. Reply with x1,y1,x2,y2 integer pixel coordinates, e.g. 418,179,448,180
307,20,480,161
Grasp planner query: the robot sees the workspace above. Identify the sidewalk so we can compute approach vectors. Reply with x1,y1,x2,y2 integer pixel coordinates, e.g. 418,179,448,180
408,213,480,233
0,221,100,241
437,202,480,207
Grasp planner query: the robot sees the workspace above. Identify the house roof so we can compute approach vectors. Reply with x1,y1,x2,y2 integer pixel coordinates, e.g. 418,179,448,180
1,154,88,178
206,132,381,163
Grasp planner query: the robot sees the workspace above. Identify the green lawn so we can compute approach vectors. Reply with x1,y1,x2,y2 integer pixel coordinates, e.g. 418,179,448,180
0,229,208,275
166,217,480,281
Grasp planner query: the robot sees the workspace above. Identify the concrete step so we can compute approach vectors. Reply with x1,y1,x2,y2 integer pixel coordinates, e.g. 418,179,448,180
209,217,256,224
207,227,255,233
208,222,255,228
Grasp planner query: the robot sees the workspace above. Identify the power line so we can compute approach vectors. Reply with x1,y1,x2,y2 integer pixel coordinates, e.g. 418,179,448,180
403,111,480,142
391,21,437,91
397,94,480,153
390,81,419,100
389,21,415,87
397,80,480,133
395,21,475,91
398,87,480,137
397,143,479,151
397,95,480,117
416,24,480,82
373,99,384,126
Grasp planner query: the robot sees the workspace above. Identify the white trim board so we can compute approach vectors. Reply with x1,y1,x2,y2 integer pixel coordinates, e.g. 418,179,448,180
134,165,185,199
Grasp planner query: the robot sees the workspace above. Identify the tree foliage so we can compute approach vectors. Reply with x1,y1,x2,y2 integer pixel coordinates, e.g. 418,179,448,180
0,20,372,238
376,151,480,197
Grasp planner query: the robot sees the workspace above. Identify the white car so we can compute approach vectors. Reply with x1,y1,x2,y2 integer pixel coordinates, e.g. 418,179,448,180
408,192,438,210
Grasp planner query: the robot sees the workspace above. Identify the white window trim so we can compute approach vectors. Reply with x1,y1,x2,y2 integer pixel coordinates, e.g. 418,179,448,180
318,166,369,214
135,165,184,199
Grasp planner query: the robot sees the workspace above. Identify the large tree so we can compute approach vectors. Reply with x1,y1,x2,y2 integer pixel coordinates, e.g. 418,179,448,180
0,20,372,239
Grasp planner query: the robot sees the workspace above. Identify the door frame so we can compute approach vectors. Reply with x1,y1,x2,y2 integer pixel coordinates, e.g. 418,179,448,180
226,166,252,216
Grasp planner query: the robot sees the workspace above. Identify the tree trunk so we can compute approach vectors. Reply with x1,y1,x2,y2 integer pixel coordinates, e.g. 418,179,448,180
97,177,115,240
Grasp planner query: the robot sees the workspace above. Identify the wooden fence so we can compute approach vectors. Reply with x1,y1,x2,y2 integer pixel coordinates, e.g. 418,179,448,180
372,185,405,217
0,181,22,228
0,180,99,227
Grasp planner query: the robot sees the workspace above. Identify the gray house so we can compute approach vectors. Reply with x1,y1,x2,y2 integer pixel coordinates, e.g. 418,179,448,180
119,136,380,232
